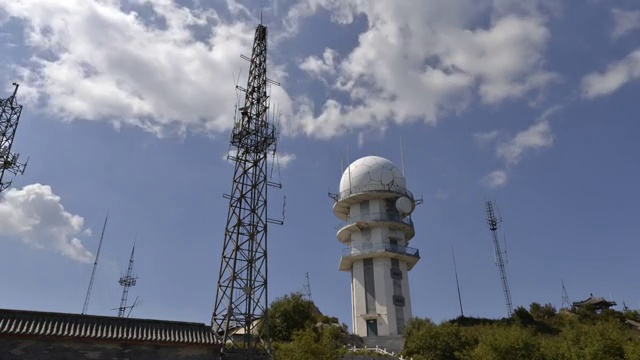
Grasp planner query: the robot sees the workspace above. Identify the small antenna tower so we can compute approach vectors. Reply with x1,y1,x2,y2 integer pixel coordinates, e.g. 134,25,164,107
0,83,28,193
82,214,108,315
451,247,464,318
561,279,571,309
117,243,138,318
302,272,312,302
485,200,513,316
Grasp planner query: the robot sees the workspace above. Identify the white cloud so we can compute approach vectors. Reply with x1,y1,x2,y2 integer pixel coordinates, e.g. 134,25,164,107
282,0,559,138
0,0,293,137
299,48,338,78
482,170,508,188
2,0,559,141
496,120,554,165
581,50,640,99
612,8,640,39
0,183,93,263
473,130,501,147
223,149,296,169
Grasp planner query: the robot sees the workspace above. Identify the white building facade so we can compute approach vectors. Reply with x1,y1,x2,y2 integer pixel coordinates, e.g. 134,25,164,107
332,156,420,338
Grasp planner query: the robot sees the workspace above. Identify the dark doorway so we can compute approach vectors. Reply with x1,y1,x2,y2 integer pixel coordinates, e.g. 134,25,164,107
366,319,378,337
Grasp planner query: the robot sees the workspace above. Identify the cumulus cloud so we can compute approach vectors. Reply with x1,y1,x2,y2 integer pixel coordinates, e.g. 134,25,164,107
223,149,296,169
496,120,554,165
2,0,559,140
282,0,559,138
0,183,93,263
482,170,508,188
0,0,292,137
299,48,338,78
581,50,640,99
612,8,640,39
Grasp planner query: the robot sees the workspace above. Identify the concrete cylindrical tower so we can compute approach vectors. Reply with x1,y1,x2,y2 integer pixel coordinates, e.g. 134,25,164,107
333,156,420,339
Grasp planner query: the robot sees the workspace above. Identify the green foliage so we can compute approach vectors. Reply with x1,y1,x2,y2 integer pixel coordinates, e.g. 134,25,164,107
402,319,471,360
471,325,547,360
266,297,640,359
264,293,317,342
273,326,342,360
402,302,640,360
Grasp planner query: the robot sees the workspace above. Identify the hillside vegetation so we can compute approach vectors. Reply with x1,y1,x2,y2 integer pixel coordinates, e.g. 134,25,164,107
265,293,640,359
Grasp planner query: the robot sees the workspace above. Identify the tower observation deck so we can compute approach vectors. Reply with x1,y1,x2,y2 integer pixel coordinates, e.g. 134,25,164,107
331,156,420,339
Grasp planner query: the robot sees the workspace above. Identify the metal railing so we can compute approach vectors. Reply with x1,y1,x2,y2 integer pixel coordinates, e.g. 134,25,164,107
337,212,414,230
342,243,420,259
338,183,414,201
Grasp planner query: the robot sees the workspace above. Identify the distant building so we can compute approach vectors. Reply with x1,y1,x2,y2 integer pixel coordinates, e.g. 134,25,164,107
0,308,222,360
572,294,617,311
332,155,420,349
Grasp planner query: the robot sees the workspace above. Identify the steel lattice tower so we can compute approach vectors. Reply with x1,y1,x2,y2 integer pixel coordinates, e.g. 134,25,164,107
0,83,28,193
485,201,513,316
212,23,281,358
117,243,137,318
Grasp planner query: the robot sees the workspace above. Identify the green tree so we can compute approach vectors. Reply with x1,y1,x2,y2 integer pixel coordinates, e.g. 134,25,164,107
264,293,317,342
471,325,547,360
273,326,342,360
529,302,557,321
559,319,627,360
402,319,471,360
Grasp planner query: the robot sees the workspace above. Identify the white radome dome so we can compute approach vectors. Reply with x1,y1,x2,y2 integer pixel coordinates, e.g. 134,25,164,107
339,156,406,195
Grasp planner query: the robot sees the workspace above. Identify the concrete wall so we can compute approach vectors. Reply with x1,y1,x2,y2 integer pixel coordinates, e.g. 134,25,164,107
0,338,221,360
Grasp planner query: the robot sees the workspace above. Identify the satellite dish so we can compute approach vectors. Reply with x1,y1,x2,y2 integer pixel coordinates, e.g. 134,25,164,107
396,196,414,215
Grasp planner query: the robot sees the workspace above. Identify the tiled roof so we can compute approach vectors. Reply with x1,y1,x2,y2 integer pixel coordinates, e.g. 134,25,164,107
0,308,220,347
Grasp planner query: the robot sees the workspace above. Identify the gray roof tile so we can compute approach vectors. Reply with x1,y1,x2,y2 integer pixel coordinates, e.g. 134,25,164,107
0,308,220,347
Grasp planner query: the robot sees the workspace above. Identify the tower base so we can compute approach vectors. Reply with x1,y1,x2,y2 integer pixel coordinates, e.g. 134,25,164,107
362,335,405,355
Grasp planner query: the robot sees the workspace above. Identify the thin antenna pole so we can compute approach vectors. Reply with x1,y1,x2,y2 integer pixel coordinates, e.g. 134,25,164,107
82,214,108,315
561,279,571,308
346,145,352,195
452,247,464,317
400,136,406,177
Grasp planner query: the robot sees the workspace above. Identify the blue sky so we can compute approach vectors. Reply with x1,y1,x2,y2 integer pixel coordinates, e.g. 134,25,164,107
0,0,639,329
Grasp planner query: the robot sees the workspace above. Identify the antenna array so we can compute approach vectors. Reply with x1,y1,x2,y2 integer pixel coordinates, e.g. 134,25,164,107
0,83,28,193
117,243,138,318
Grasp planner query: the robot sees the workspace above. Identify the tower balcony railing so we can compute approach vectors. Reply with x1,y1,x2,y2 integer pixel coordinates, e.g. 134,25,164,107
342,243,420,259
338,184,414,201
337,212,414,230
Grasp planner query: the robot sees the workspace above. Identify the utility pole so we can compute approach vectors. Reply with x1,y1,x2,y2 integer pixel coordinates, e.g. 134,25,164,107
0,83,28,193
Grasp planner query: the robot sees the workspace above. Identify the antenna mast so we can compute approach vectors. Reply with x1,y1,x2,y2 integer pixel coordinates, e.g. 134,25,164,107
485,201,513,316
302,272,312,302
82,215,108,315
0,83,28,193
212,22,282,358
117,243,138,318
451,247,464,317
561,279,571,309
